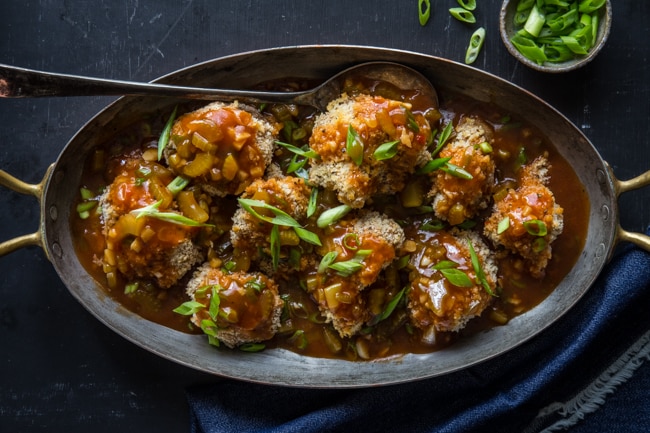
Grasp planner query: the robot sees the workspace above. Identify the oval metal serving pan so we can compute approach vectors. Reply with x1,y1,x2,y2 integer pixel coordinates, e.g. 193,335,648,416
2,45,649,387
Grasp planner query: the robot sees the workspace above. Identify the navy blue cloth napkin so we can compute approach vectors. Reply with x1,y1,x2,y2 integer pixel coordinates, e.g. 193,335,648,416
187,228,650,433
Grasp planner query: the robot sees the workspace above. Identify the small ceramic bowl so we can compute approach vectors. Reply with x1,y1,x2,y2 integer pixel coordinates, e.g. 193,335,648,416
499,0,612,73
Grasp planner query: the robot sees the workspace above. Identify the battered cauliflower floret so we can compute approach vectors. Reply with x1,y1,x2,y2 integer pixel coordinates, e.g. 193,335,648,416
164,101,279,197
407,227,497,340
230,175,313,273
308,211,405,337
309,93,432,208
483,156,564,278
185,264,284,348
99,153,203,289
428,117,496,225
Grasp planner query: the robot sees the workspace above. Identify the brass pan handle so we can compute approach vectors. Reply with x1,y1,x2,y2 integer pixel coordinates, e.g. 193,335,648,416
609,165,650,252
0,165,53,256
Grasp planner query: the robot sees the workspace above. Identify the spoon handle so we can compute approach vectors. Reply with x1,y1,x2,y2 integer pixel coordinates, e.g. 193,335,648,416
0,63,307,104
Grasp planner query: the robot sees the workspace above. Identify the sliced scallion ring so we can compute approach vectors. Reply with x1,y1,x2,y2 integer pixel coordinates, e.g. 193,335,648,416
316,204,352,228
373,140,400,161
465,27,486,65
157,105,177,161
449,7,476,24
346,125,364,166
418,0,431,26
523,219,548,236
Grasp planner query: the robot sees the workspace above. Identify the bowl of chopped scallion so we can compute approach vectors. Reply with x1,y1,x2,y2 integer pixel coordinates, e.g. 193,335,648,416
499,0,612,72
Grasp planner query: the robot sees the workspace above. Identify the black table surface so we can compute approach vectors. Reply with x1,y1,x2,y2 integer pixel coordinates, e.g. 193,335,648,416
1,1,649,432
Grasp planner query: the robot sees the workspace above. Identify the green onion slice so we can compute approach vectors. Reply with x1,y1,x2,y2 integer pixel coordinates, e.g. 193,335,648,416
270,225,281,270
288,330,308,350
307,187,318,218
276,140,320,159
430,122,454,156
342,233,360,251
497,217,511,235
367,286,407,326
418,0,431,26
416,157,452,175
373,140,400,161
157,105,178,161
449,7,476,24
457,0,476,10
316,204,352,228
465,27,486,65
167,175,189,196
131,200,213,227
523,219,548,236
173,300,206,315
208,285,221,321
532,237,547,253
239,343,266,352
346,125,364,166
467,239,496,296
318,251,339,274
441,162,474,179
238,198,302,228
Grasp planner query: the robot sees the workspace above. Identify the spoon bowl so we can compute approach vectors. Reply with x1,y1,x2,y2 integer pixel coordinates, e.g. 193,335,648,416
0,61,438,111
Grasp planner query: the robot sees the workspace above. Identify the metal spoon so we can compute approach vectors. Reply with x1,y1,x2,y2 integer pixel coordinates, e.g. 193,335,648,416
0,61,438,111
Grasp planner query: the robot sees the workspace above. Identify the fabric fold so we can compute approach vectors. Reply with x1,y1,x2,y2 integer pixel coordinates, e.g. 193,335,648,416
188,229,650,433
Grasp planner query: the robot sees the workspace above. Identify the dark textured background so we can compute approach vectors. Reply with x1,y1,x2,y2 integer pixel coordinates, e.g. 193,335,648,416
1,1,648,431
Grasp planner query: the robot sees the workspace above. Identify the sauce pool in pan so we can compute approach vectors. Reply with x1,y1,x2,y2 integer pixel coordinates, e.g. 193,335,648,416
70,77,589,361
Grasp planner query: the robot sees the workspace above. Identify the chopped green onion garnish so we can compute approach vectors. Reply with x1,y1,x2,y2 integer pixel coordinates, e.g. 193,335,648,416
239,343,266,352
157,105,177,161
405,108,420,133
342,233,360,251
523,219,548,236
532,237,547,253
449,7,476,24
367,286,407,326
441,162,474,180
457,0,476,11
131,200,213,227
523,4,545,37
173,300,206,315
418,0,431,26
318,251,339,274
416,157,452,175
478,141,493,154
288,330,308,350
373,140,400,161
316,204,352,228
167,175,189,196
270,225,281,270
433,261,474,287
208,285,221,321
238,198,322,246
467,239,496,296
497,217,511,235
430,122,454,156
307,187,318,218
465,27,486,65
346,125,364,166
80,187,94,200
124,282,139,294
275,141,320,159
421,218,445,231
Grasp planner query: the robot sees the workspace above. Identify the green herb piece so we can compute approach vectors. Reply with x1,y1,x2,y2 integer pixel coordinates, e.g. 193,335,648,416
288,330,308,350
157,105,178,161
468,239,496,296
497,217,511,235
131,200,214,227
167,175,189,196
238,198,302,228
307,187,318,218
208,285,221,321
76,200,97,219
405,109,420,133
449,7,476,24
457,0,476,10
373,140,400,161
421,218,445,231
238,198,322,246
430,122,454,156
270,225,281,270
367,286,407,326
342,233,360,251
441,162,474,179
200,319,220,347
397,254,411,269
523,219,548,236
418,0,431,26
346,125,364,166
532,237,547,253
478,141,493,154
416,157,452,175
239,343,266,352
80,187,94,200
457,219,477,229
524,4,545,37
318,251,339,274
124,282,139,295
276,141,320,159
465,27,486,64
328,249,372,277
316,204,352,228
437,266,474,288
173,300,206,315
